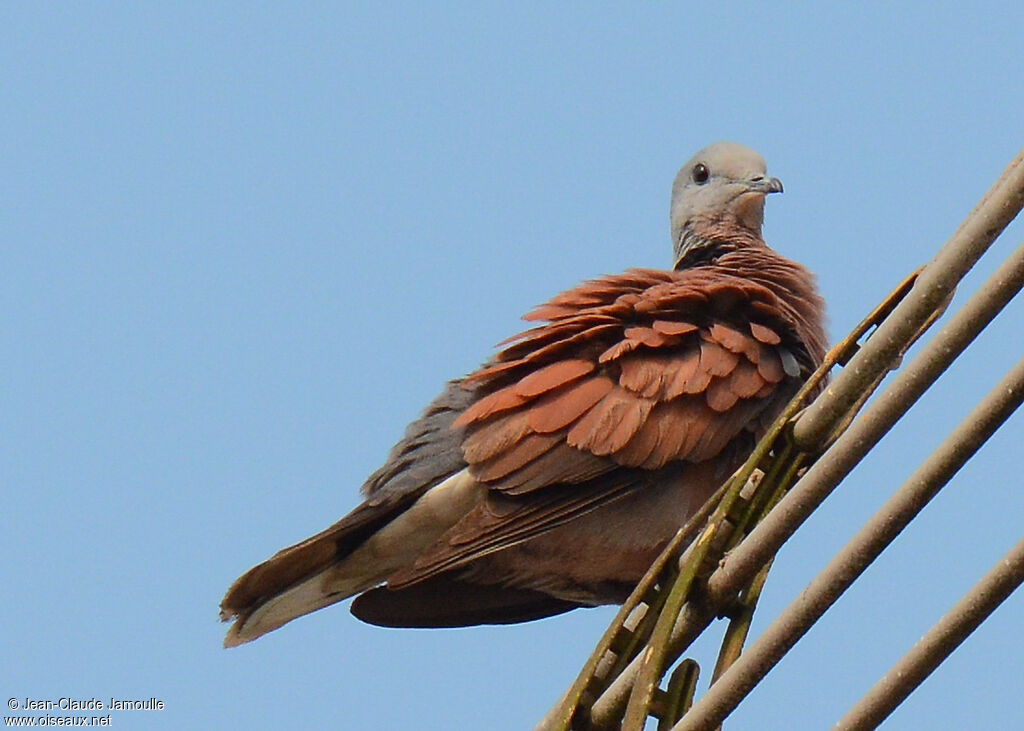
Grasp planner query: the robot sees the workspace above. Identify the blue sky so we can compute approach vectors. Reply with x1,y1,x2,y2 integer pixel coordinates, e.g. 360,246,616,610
3,3,1023,729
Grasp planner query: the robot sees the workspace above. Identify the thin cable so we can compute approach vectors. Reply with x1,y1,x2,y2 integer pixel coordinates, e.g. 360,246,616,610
672,355,1024,731
794,147,1024,448
705,239,1024,612
834,534,1024,730
585,239,1024,727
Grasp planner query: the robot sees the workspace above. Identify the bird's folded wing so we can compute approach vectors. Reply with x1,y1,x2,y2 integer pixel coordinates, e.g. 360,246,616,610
386,469,652,587
384,267,809,588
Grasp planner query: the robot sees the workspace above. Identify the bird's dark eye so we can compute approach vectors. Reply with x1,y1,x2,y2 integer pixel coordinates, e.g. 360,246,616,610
692,163,709,184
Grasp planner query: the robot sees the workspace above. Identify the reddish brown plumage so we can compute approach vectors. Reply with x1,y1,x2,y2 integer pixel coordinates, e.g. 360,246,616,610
513,358,595,397
220,245,826,638
452,253,825,501
220,143,829,641
751,321,782,345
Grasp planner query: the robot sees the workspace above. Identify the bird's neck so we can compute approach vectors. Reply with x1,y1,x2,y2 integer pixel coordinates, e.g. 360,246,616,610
672,218,763,270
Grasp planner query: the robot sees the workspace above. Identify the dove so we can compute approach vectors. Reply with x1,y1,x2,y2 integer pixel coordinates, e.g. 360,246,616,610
220,141,827,647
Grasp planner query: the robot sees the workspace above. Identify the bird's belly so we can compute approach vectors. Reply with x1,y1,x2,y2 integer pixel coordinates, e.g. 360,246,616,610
465,458,736,605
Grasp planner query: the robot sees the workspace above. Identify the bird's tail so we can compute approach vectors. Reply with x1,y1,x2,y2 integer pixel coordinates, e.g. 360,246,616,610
219,521,384,647
219,468,484,647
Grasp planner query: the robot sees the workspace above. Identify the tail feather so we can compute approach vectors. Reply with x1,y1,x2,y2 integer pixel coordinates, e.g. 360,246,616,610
220,468,484,646
223,562,382,648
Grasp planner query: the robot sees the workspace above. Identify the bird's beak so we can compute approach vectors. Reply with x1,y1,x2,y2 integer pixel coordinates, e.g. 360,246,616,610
747,176,784,194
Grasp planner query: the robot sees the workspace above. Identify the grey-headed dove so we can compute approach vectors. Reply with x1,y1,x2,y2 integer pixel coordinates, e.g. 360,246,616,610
220,142,827,646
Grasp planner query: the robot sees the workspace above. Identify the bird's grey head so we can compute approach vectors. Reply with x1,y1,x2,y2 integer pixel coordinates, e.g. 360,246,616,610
670,142,783,268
